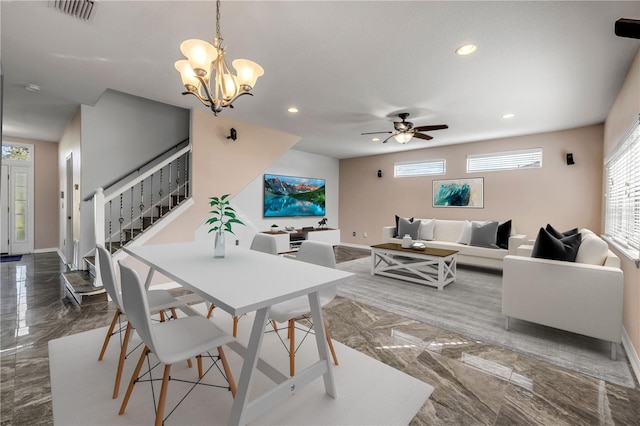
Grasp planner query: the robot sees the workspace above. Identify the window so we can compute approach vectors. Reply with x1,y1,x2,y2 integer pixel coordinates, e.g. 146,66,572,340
394,159,446,178
2,143,32,162
604,118,640,260
466,148,542,173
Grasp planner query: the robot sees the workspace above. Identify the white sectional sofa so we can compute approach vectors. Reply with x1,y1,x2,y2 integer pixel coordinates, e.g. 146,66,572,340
502,229,623,359
382,219,527,269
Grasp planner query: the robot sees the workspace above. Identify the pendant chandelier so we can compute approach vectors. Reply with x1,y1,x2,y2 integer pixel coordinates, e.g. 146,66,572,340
174,0,264,115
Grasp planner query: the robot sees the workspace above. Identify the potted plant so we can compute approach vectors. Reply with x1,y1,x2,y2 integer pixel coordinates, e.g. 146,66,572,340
270,224,279,232
206,194,245,258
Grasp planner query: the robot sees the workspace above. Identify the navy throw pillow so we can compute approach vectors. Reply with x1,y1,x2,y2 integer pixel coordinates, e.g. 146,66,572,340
545,224,578,240
532,228,582,262
496,220,512,249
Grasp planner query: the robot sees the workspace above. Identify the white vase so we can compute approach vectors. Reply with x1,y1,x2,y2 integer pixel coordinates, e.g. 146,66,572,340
402,234,412,248
214,230,225,258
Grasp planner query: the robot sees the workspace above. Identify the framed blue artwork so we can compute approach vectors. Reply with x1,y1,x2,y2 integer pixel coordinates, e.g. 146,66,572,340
433,178,484,208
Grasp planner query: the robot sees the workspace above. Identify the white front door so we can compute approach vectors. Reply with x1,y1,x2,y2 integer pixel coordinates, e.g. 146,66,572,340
1,143,35,254
9,166,34,254
1,164,9,254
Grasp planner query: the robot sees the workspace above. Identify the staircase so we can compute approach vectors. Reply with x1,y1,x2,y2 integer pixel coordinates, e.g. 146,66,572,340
62,139,192,306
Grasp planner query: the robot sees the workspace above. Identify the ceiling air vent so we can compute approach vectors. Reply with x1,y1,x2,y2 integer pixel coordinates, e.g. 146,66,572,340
50,0,98,21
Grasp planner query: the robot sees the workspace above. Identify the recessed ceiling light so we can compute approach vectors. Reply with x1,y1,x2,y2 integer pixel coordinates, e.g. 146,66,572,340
456,44,477,56
372,137,380,142
287,107,299,113
24,83,41,92
502,113,515,119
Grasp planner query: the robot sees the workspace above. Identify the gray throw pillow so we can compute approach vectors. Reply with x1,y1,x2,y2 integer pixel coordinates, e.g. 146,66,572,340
398,217,421,240
469,221,499,249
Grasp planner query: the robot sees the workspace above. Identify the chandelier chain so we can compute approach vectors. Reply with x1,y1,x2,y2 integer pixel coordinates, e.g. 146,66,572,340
216,0,221,40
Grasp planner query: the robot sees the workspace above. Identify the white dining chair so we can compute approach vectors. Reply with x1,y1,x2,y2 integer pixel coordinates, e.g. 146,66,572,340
95,245,199,399
117,262,236,426
206,233,279,336
268,240,339,376
249,233,279,254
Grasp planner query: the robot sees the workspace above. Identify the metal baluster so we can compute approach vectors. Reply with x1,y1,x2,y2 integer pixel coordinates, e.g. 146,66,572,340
130,186,134,243
139,180,145,236
168,161,173,210
185,152,191,198
159,168,164,216
118,194,124,252
108,199,112,253
150,172,154,225
176,156,181,205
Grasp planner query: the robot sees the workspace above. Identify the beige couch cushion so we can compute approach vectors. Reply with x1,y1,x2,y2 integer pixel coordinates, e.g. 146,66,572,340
576,232,609,266
432,219,466,242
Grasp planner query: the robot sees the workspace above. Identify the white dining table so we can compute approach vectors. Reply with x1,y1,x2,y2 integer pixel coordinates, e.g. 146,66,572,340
124,241,354,426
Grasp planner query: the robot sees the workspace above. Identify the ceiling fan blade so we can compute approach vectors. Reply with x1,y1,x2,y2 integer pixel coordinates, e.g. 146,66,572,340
413,132,433,141
412,124,449,132
361,131,393,135
382,134,396,143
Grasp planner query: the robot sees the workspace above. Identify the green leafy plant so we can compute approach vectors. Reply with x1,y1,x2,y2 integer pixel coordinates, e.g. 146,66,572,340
206,194,245,234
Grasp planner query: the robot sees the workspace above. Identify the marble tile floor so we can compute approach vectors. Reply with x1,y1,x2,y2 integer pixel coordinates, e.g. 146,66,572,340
1,248,639,425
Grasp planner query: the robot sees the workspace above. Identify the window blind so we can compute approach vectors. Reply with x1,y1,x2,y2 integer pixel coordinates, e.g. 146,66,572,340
605,118,640,256
467,148,542,173
394,159,446,178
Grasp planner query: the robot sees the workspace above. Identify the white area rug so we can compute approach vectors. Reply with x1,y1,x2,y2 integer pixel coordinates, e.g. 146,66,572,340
49,307,433,425
337,257,636,389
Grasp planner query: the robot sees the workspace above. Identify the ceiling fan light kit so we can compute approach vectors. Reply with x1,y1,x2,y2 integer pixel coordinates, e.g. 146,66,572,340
362,112,448,144
175,0,264,115
393,132,413,144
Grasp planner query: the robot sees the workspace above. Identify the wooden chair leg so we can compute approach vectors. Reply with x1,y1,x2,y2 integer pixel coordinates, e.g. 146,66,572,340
154,365,171,426
197,355,203,379
233,316,239,337
325,321,339,366
206,304,215,319
159,310,166,322
99,309,121,361
271,320,278,332
289,319,296,377
113,322,133,399
170,307,178,320
119,346,150,415
218,346,236,397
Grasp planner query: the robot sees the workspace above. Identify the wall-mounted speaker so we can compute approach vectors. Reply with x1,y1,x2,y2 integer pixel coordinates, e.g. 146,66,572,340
566,153,575,165
377,169,382,178
615,18,640,39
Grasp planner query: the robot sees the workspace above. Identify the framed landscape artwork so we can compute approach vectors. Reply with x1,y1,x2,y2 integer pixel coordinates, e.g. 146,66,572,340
433,178,484,208
263,174,326,217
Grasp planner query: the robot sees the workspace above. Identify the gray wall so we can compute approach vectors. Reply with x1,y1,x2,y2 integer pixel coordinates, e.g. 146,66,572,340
80,89,189,200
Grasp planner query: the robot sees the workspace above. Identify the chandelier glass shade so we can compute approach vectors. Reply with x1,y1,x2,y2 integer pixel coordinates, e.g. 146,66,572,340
174,0,263,115
393,132,414,144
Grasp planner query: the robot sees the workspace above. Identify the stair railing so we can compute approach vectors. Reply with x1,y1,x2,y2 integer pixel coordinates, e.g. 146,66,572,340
93,144,191,254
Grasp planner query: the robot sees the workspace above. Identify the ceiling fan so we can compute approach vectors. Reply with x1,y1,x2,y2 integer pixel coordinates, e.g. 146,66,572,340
361,113,448,144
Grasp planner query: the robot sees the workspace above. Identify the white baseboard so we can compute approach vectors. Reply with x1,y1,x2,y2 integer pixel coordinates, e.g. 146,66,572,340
622,326,640,385
33,247,59,254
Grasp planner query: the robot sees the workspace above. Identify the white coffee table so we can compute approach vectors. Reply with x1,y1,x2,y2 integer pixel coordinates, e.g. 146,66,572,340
371,243,457,290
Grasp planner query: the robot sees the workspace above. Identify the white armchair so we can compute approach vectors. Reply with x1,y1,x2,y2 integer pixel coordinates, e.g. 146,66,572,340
502,248,624,359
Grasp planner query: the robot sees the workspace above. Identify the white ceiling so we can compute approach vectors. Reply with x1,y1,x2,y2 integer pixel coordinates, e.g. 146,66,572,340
1,1,639,159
